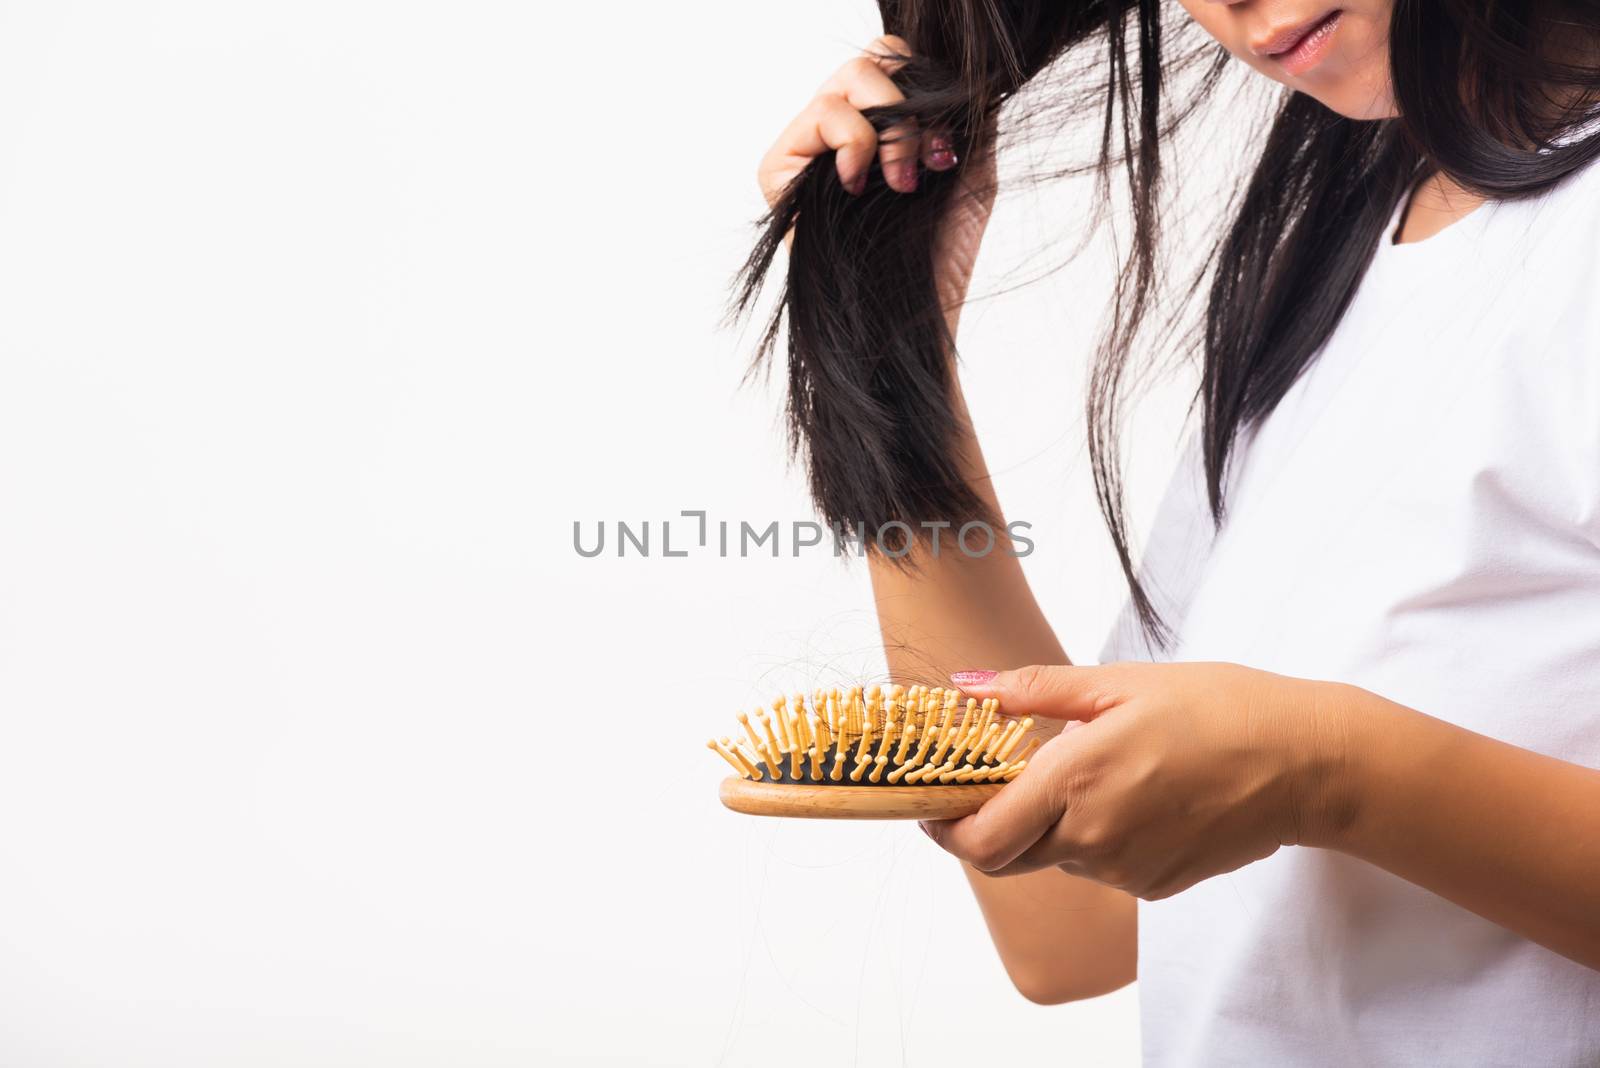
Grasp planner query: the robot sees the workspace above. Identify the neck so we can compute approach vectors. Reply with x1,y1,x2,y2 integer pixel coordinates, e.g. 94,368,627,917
1394,170,1487,244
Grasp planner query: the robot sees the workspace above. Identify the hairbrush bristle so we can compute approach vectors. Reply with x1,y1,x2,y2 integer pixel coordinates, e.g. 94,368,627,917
706,685,1037,787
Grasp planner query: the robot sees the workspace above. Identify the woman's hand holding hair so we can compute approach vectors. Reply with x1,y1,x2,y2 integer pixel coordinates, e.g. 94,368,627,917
756,36,997,332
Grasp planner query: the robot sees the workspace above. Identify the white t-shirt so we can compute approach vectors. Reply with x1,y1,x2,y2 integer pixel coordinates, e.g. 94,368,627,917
1100,159,1600,1067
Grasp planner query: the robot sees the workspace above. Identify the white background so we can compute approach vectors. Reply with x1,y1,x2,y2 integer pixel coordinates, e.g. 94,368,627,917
0,2,1226,1064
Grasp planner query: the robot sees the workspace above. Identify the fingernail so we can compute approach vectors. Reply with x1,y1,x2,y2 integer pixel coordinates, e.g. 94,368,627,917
926,138,958,171
918,821,935,839
950,670,998,687
844,170,867,196
887,159,918,193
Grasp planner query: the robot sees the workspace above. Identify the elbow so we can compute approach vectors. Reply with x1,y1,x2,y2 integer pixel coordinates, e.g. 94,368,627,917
1012,975,1080,1006
1005,965,1133,1006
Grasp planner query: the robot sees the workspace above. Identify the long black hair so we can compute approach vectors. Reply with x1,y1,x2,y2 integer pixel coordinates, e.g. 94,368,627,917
735,0,1600,640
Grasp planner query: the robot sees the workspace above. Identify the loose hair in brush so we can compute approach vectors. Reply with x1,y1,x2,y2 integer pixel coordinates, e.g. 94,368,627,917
734,0,1600,643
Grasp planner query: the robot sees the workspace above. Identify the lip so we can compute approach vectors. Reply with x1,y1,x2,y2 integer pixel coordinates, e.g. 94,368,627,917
1251,10,1343,75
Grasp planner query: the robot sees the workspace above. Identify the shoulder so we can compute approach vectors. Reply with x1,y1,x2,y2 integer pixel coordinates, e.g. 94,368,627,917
1502,154,1600,272
1475,157,1600,358
1482,159,1600,539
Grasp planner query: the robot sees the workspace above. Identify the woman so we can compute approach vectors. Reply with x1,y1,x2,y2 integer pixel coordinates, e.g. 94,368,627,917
747,0,1600,1064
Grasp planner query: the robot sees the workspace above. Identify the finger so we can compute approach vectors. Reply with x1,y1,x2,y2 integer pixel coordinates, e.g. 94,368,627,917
820,53,908,106
860,39,919,193
761,93,878,201
877,117,920,194
983,822,1081,879
820,57,908,193
863,34,912,73
921,130,959,172
919,734,1072,872
948,665,1120,722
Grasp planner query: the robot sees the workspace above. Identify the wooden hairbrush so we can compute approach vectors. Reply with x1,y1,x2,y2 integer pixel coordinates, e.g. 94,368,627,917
707,684,1037,820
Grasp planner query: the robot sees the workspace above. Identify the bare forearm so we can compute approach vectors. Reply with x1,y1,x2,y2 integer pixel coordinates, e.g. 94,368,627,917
868,384,1062,675
869,383,1135,1001
1320,686,1600,970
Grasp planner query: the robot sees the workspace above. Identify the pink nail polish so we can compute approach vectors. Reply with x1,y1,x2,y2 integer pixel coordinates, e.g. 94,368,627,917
927,138,958,171
886,159,917,193
845,171,866,196
950,670,998,687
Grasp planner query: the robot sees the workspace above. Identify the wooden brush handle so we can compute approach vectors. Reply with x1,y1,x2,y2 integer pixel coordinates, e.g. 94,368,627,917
718,776,1004,820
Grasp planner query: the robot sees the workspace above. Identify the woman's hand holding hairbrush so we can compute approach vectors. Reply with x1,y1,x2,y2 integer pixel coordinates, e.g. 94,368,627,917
924,663,1348,900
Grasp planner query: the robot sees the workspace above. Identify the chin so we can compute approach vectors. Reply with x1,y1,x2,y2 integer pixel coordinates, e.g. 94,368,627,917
1302,68,1398,121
